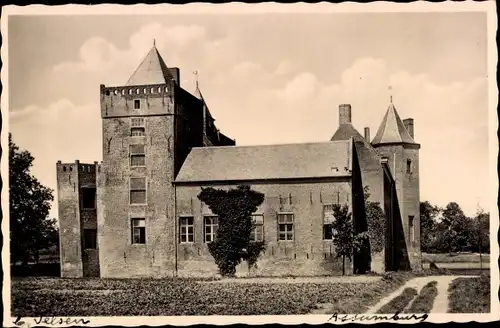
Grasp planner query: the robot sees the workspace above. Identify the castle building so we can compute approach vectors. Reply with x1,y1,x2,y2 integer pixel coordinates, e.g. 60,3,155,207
56,45,421,278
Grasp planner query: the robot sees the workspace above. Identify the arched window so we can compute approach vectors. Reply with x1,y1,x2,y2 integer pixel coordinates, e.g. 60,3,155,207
150,87,155,93
136,89,140,95
129,89,133,95
165,87,168,93
114,89,119,95
122,89,126,95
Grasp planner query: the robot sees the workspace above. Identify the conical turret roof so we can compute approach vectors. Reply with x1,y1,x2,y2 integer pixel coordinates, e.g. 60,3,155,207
126,45,173,86
372,103,416,145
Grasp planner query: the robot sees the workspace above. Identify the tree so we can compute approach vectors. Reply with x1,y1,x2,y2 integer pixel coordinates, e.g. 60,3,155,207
364,187,385,254
197,185,265,277
440,202,473,254
9,133,57,265
330,204,369,275
419,201,440,253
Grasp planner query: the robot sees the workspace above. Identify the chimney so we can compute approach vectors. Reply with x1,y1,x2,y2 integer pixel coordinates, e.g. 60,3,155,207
339,104,352,125
364,127,370,141
403,118,414,138
169,67,180,85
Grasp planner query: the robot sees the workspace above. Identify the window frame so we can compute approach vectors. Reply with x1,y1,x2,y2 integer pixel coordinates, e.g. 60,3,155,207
250,214,264,242
179,216,194,244
277,212,294,241
409,215,415,244
131,218,146,244
406,159,412,174
204,215,219,243
130,144,146,167
323,204,336,240
130,117,145,137
133,99,141,110
129,177,147,205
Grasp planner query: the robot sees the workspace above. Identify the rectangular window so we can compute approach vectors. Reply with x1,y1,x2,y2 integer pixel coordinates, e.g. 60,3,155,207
179,217,194,243
130,177,146,205
204,216,219,243
406,159,412,174
81,188,96,209
250,214,264,242
130,144,146,167
409,215,415,243
131,117,145,136
131,218,146,244
134,99,141,110
278,213,294,241
323,204,335,240
83,229,97,249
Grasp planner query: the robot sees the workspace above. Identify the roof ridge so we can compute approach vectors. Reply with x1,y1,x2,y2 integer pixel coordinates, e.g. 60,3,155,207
190,140,351,150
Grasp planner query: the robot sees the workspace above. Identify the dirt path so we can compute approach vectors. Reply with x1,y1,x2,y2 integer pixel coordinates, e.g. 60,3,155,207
201,275,381,284
365,275,477,314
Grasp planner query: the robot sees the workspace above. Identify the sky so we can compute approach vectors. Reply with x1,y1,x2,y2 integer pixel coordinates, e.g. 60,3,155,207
7,10,491,219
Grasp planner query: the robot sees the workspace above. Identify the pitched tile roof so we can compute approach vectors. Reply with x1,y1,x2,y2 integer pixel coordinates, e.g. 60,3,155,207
175,140,353,183
372,103,417,145
330,123,381,160
126,45,173,86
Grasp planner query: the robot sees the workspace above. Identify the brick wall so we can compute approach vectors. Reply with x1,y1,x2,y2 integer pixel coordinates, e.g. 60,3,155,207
57,162,83,277
175,179,353,277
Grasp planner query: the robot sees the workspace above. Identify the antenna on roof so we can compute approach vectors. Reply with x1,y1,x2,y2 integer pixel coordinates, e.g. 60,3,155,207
153,38,156,47
388,85,393,104
193,70,199,89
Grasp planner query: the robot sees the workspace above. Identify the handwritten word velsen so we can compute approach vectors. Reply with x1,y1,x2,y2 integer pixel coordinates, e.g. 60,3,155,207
328,312,428,323
14,316,90,326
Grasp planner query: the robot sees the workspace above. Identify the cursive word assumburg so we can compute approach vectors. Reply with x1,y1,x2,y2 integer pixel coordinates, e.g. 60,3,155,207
328,312,429,323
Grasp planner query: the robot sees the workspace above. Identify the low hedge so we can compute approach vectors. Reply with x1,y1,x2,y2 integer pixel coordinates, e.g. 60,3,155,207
404,281,438,313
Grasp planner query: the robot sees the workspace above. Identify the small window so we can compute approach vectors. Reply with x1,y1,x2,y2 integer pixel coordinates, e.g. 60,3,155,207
179,217,194,243
122,89,126,95
204,216,219,243
323,204,335,240
150,87,155,94
129,89,133,95
250,214,264,242
63,166,66,172
131,128,145,136
164,87,168,93
409,215,415,243
131,218,146,244
105,90,110,96
81,188,96,209
278,213,294,241
134,99,140,109
83,229,97,249
130,144,145,167
114,89,118,95
143,88,147,94
136,89,140,95
406,159,412,174
130,177,146,205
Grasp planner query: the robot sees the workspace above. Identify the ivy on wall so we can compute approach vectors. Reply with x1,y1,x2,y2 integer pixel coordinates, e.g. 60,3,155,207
197,185,265,277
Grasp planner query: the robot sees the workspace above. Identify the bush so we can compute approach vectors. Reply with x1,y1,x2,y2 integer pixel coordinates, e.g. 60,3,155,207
448,274,490,313
404,281,438,313
376,287,418,314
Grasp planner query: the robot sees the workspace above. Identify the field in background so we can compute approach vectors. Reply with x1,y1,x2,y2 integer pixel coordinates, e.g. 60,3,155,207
422,252,490,263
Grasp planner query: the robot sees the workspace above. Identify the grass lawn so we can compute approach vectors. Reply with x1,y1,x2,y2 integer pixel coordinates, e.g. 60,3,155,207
404,281,438,313
448,275,490,313
11,274,411,316
422,252,490,264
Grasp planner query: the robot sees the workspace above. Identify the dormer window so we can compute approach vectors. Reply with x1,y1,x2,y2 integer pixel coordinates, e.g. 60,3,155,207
134,99,140,110
406,159,412,174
